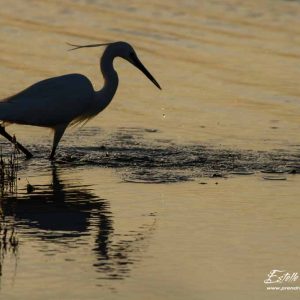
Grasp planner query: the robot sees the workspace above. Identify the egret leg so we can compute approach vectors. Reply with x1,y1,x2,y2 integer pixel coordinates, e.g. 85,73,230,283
0,125,33,159
49,125,67,160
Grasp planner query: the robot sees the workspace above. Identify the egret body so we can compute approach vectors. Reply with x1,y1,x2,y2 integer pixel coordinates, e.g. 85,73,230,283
0,41,161,159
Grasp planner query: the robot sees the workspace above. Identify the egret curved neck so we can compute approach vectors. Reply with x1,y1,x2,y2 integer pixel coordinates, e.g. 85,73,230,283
95,50,119,111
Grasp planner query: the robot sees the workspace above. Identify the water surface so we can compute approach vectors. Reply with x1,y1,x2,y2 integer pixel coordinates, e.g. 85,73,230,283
1,0,300,299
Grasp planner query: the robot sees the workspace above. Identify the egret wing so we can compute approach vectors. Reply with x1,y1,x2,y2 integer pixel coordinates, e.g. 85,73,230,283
0,74,95,127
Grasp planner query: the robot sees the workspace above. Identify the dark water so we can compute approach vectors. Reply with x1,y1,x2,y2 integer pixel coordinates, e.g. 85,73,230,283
2,127,299,184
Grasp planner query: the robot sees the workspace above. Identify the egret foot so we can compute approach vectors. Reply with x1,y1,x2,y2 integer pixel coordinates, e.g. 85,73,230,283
0,126,33,159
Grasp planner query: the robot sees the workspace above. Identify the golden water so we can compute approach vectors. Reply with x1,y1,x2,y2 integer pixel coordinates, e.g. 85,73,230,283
1,0,300,299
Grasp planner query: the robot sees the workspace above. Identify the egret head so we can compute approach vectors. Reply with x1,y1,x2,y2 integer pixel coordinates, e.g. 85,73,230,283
68,41,161,90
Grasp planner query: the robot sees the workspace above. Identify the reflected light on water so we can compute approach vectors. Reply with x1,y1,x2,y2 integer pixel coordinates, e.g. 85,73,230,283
0,165,156,283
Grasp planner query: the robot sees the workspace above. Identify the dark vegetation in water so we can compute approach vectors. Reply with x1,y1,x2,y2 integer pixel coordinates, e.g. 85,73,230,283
0,146,19,195
0,213,19,277
0,145,19,276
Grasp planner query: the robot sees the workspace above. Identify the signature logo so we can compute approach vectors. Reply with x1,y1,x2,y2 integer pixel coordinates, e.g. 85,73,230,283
264,270,299,284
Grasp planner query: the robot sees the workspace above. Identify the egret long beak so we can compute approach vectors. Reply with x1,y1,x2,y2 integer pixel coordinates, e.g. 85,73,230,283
131,56,161,90
67,42,161,90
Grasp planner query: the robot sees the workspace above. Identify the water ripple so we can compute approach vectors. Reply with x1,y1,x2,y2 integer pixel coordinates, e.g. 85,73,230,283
1,127,299,183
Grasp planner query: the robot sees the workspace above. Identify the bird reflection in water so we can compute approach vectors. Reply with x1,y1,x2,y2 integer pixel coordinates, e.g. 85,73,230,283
0,165,156,281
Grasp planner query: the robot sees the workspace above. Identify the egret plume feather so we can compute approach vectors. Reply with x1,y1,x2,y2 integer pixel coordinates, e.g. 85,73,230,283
67,42,111,51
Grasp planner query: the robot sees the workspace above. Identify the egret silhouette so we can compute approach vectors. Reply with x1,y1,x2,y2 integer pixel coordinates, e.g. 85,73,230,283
0,41,161,159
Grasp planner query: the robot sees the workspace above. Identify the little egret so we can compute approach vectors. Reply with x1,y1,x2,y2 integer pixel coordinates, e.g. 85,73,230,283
0,41,161,159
